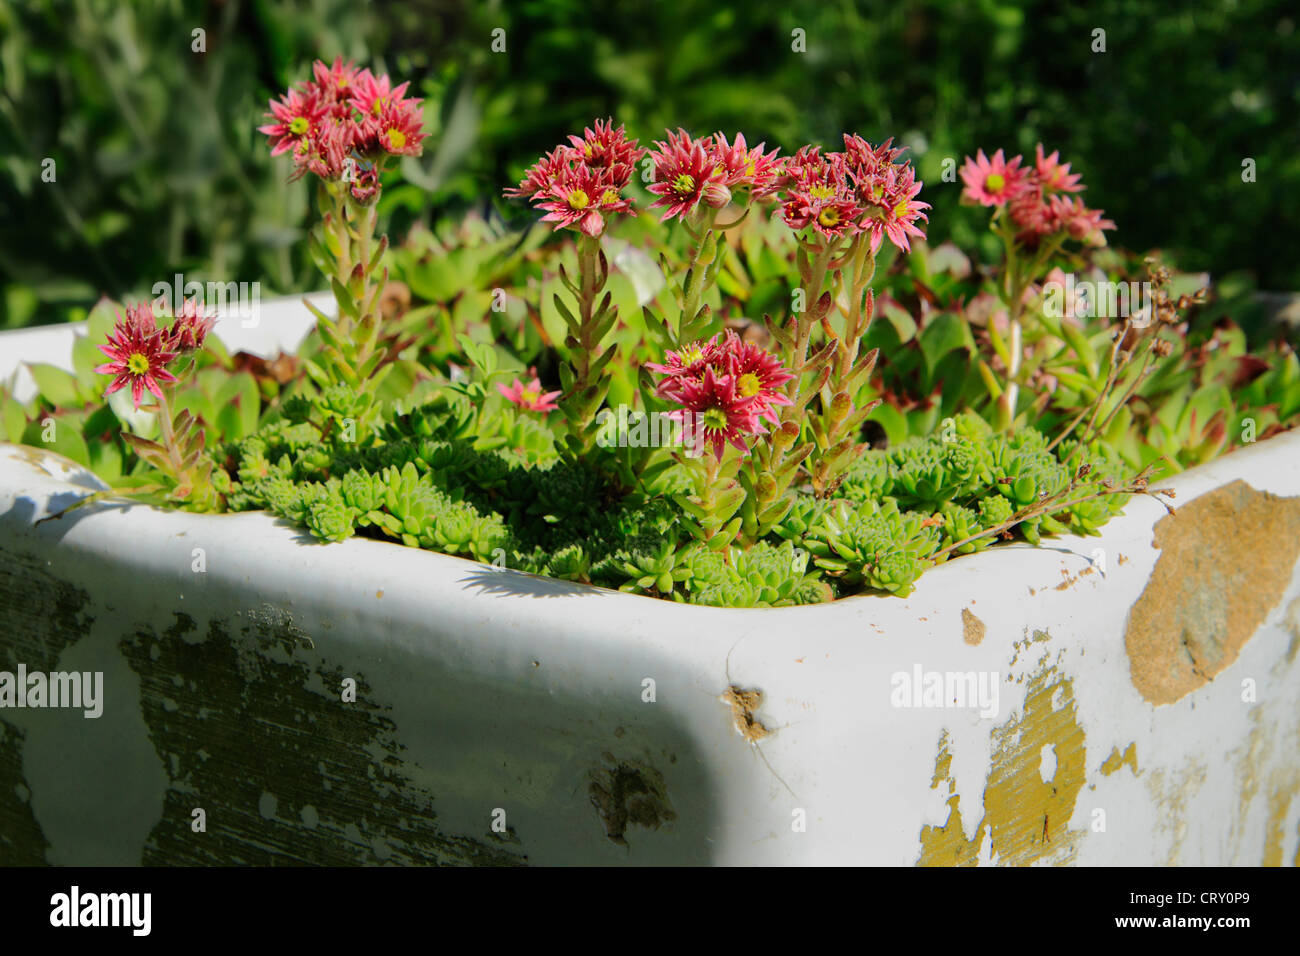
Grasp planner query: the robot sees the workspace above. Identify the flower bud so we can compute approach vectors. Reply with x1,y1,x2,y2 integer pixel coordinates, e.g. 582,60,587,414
773,420,799,452
703,181,732,208
829,391,852,425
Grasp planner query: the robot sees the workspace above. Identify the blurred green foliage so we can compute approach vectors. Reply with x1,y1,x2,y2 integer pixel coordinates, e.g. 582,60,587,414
2,0,1298,331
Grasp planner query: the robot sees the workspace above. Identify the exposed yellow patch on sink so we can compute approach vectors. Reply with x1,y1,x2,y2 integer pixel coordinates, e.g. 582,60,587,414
918,660,1087,866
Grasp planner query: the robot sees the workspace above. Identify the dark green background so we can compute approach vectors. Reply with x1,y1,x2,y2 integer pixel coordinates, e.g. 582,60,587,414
2,0,1297,329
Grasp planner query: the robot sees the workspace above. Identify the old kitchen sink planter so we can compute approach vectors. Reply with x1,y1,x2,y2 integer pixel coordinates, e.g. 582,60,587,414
2,59,1299,865
1,359,1298,865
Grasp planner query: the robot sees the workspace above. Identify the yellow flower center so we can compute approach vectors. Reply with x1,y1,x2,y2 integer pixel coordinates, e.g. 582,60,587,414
810,184,836,200
673,173,696,194
599,188,620,206
818,207,841,227
289,117,310,135
893,200,910,219
744,158,756,177
702,408,729,430
387,128,407,150
986,172,1006,193
568,189,590,210
738,372,761,397
127,353,151,375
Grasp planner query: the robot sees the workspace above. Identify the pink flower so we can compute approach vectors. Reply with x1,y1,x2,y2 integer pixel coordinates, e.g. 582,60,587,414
258,87,325,157
263,59,425,201
535,163,633,237
1034,144,1084,194
94,303,180,408
669,365,767,459
351,70,411,120
646,129,722,221
709,133,783,198
646,336,726,404
165,298,216,353
719,331,794,422
978,145,1112,246
651,334,793,457
375,99,426,157
1048,195,1115,245
505,146,572,200
959,149,1028,206
779,148,864,240
567,118,644,189
841,135,906,178
847,153,930,254
288,115,348,180
1007,182,1052,240
782,184,861,239
779,144,827,187
310,57,362,112
497,371,561,413
505,123,641,234
122,300,161,335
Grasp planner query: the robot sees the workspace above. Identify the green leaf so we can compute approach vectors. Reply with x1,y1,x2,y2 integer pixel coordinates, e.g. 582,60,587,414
878,297,917,343
868,403,910,447
3,397,27,442
26,363,82,409
21,415,90,468
406,254,462,303
87,437,124,482
214,372,260,440
71,336,107,393
85,298,120,343
917,312,972,372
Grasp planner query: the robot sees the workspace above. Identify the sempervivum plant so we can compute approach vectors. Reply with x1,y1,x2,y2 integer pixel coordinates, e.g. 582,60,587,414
77,298,220,511
25,64,1292,608
260,57,426,433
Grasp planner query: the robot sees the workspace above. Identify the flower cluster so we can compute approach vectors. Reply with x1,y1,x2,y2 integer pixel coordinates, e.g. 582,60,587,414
960,145,1114,246
644,129,782,221
260,57,426,203
648,332,794,458
504,119,645,236
778,136,929,253
95,300,215,407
